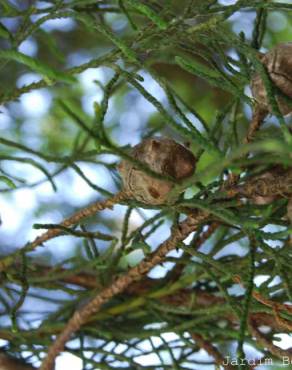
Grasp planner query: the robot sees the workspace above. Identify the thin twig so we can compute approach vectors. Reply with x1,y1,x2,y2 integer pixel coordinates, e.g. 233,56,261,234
40,212,207,370
0,191,128,272
248,316,292,361
191,333,236,370
244,106,267,144
226,105,268,187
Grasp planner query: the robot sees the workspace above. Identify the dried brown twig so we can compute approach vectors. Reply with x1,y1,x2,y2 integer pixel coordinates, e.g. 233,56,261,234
244,106,268,144
40,211,207,370
0,191,128,272
252,291,292,331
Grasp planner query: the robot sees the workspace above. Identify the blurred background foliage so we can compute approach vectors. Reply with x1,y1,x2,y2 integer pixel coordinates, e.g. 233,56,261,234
0,0,292,369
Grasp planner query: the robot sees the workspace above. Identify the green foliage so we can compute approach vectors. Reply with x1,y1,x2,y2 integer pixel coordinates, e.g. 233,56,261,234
0,1,291,370
0,50,76,84
0,175,16,189
125,0,169,30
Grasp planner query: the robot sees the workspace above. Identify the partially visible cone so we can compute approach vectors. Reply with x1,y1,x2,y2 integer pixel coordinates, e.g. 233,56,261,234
251,42,292,115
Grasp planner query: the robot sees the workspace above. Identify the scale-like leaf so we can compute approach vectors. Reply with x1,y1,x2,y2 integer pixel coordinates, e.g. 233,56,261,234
0,50,76,84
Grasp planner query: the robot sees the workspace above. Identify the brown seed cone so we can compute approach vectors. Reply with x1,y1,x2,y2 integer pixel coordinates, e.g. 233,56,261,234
251,42,292,115
240,166,292,205
118,137,196,205
250,170,278,205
